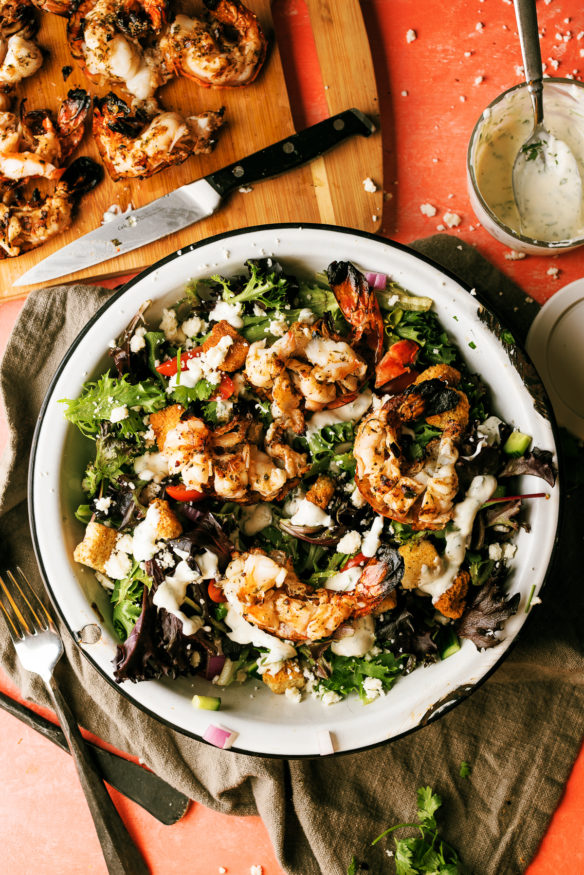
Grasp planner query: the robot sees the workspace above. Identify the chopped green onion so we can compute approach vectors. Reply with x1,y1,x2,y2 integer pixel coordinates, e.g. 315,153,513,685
525,584,536,613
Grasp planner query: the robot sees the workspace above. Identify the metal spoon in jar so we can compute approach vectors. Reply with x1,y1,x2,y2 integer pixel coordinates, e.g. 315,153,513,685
512,0,583,241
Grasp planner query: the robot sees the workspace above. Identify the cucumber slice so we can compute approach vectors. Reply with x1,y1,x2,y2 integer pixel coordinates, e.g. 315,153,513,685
503,431,532,457
439,629,461,660
192,695,221,711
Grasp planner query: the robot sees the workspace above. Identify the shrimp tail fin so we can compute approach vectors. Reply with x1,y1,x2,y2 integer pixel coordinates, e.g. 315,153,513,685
327,260,385,363
353,547,404,616
59,156,103,196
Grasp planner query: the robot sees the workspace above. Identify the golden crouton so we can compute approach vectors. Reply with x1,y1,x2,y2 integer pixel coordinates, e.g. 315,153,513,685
262,659,306,695
150,498,182,540
73,521,118,573
305,475,335,510
415,364,461,386
201,320,249,372
435,570,469,619
398,540,443,590
426,390,469,435
150,404,184,451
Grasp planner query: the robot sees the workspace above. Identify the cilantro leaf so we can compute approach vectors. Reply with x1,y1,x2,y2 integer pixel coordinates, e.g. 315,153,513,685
395,838,418,875
417,786,442,827
347,856,359,875
459,761,471,779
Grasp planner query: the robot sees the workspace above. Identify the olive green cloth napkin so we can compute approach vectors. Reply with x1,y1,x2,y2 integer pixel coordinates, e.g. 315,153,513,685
1,237,583,875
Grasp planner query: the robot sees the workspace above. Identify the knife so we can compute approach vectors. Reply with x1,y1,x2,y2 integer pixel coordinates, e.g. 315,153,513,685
16,108,376,287
0,690,190,824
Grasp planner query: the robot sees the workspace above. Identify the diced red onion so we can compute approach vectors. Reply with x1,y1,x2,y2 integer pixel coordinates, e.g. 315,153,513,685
365,271,387,290
205,654,226,681
203,724,238,749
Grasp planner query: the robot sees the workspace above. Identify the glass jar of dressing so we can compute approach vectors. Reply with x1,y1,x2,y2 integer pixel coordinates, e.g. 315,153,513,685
467,79,584,254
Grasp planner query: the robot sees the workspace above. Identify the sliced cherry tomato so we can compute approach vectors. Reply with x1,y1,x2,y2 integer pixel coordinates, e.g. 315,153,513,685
207,580,227,603
341,552,368,571
155,347,202,376
166,485,204,501
211,374,235,400
375,339,420,388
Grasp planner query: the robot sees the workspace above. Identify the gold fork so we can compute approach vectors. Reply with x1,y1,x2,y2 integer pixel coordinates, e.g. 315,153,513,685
0,567,150,875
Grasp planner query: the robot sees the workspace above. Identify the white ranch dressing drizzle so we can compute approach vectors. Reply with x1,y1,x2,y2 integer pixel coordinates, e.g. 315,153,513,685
331,616,376,657
152,560,204,636
305,390,372,437
224,607,297,670
473,83,584,242
418,475,497,602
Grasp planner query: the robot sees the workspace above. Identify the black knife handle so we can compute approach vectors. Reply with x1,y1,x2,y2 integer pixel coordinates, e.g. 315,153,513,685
0,690,189,826
205,108,376,198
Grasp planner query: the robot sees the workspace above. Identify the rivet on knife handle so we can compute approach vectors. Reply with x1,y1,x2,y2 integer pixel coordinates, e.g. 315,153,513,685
204,108,376,198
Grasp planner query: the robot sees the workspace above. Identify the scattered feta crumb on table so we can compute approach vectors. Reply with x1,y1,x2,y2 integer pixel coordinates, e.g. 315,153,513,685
362,177,377,193
504,250,526,260
406,28,417,43
443,211,461,228
420,203,437,217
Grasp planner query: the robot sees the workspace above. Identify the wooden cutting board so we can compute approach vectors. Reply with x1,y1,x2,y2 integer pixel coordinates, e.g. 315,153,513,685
0,0,382,301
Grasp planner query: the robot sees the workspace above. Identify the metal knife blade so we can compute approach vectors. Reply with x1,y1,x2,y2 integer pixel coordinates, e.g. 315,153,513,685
0,690,190,824
15,180,221,287
16,108,376,286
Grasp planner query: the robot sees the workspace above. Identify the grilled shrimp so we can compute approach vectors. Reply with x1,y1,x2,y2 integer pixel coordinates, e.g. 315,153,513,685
327,260,385,363
159,0,267,88
30,0,74,14
354,366,470,529
0,156,102,258
93,92,224,180
222,551,396,643
160,409,307,502
0,2,38,37
68,0,170,100
0,33,43,88
0,89,91,182
245,321,368,412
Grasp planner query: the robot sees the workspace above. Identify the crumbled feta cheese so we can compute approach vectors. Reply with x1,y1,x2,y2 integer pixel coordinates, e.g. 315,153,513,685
474,75,484,85
336,530,362,555
362,177,377,192
250,867,263,875
297,308,316,324
351,487,366,508
476,22,484,31
109,405,129,423
252,304,266,317
505,250,527,260
181,315,207,338
477,415,503,445
361,516,384,557
268,316,288,336
406,28,417,42
401,90,408,97
321,690,342,706
420,203,437,217
436,224,445,231
238,186,253,193
116,534,134,554
464,50,472,57
157,549,174,569
547,266,560,278
104,548,132,580
160,308,181,342
143,424,156,447
503,543,517,560
363,676,384,700
214,399,234,422
285,687,302,704
94,496,112,513
134,452,169,483
218,867,226,874
167,335,233,391
443,211,461,227
208,300,244,329
488,543,503,561
130,326,147,353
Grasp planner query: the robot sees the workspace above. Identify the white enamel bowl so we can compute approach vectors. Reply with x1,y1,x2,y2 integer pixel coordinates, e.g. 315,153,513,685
29,225,560,757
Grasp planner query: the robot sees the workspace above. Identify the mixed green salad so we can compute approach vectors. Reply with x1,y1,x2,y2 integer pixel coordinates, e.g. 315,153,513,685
63,258,555,708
